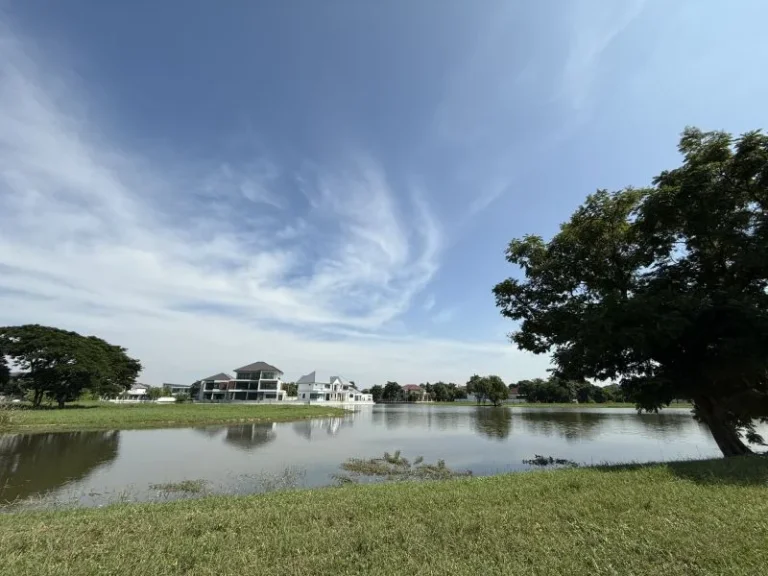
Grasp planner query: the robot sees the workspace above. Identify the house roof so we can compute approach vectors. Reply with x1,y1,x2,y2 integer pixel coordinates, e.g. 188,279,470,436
233,361,282,374
200,372,232,382
164,383,191,388
297,371,358,389
402,384,423,392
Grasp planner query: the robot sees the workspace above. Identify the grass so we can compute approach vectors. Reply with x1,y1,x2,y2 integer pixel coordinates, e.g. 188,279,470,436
149,480,208,494
0,456,766,575
0,403,348,432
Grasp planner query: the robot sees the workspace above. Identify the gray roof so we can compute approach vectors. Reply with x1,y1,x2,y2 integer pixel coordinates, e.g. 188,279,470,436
297,371,359,390
233,361,282,374
200,372,232,382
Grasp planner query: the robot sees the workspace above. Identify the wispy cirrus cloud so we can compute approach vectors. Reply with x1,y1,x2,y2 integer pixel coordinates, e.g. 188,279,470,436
0,19,554,386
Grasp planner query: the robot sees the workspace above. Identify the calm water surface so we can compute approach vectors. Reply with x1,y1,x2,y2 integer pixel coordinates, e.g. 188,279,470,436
0,405,732,507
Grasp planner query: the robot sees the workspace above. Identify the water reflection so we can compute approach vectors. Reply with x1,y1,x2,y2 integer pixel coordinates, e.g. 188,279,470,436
223,424,277,452
473,408,513,440
292,417,353,440
0,406,728,508
514,409,702,442
371,406,463,431
0,431,119,503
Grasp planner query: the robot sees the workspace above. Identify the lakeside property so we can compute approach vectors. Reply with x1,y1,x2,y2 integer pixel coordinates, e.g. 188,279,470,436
1,456,766,575
0,403,348,433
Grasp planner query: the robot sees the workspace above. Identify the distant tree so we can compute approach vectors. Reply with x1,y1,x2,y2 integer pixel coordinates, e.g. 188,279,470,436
0,325,142,407
484,375,509,406
432,382,451,402
382,381,402,402
189,381,201,401
369,385,383,403
494,128,768,456
283,382,298,397
147,387,163,401
451,384,467,400
466,374,482,396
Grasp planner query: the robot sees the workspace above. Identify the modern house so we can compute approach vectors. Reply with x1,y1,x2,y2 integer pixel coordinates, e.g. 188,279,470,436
296,371,373,404
163,383,192,396
196,362,286,402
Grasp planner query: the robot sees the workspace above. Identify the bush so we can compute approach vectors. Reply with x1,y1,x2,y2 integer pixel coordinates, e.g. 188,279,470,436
175,394,190,404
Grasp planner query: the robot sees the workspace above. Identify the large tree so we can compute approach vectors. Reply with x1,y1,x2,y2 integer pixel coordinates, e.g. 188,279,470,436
0,325,142,407
493,128,768,456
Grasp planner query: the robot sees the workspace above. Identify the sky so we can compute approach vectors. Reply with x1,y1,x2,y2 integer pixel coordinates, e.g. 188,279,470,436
1,1,768,387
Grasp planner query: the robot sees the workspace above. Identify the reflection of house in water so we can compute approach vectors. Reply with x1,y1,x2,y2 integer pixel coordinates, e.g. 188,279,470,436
0,431,120,503
292,416,356,441
222,424,277,452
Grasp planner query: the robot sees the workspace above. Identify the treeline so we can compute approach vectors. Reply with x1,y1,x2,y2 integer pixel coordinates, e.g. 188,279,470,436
512,378,627,404
365,381,467,403
0,325,141,407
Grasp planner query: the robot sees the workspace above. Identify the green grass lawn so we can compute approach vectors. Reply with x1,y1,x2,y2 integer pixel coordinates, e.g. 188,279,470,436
0,456,766,575
0,403,348,433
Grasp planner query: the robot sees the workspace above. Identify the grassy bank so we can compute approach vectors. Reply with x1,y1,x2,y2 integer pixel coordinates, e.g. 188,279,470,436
0,403,348,433
1,457,766,575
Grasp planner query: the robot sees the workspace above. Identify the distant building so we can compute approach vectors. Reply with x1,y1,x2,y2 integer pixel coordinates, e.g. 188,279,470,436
196,361,286,402
163,383,192,396
296,371,373,404
402,384,428,401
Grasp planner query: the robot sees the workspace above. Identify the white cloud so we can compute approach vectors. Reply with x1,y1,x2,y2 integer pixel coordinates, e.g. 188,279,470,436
422,294,436,312
0,23,553,384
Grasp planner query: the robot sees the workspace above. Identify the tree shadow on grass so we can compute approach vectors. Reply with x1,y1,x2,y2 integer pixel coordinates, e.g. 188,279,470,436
12,404,105,411
592,454,768,486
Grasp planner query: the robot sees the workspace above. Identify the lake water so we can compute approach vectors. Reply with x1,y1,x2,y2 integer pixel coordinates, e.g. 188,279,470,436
0,405,730,508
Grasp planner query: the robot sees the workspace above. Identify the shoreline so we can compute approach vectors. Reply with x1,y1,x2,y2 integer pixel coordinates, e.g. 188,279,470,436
0,456,764,575
0,404,349,434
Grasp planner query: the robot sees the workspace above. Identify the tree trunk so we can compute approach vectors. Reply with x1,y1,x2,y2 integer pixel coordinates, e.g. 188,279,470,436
694,395,752,457
32,388,43,407
57,398,65,409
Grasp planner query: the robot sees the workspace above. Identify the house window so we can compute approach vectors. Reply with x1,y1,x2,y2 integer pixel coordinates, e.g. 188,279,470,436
302,393,306,399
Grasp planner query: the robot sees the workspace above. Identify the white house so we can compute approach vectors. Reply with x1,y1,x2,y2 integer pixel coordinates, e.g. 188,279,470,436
296,371,373,404
163,383,192,396
196,361,286,402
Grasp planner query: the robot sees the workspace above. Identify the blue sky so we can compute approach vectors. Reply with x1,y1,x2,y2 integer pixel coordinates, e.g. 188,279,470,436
1,0,767,386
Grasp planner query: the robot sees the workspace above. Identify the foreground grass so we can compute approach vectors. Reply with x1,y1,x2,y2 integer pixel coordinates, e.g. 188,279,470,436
0,403,348,432
1,457,766,576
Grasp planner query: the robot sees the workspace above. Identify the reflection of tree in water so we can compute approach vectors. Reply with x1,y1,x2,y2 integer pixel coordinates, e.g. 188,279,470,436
516,409,702,442
0,431,119,503
223,424,277,452
516,410,605,441
370,407,462,431
292,417,353,441
473,407,513,440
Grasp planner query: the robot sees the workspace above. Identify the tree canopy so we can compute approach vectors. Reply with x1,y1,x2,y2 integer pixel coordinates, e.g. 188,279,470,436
469,375,509,406
493,128,768,456
0,325,142,407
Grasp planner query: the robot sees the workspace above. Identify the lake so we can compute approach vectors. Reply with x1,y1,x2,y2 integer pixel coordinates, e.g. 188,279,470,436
0,405,732,508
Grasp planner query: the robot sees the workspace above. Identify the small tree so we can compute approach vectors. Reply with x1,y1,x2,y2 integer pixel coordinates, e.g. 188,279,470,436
484,375,509,406
382,381,402,402
369,384,383,403
147,387,163,401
